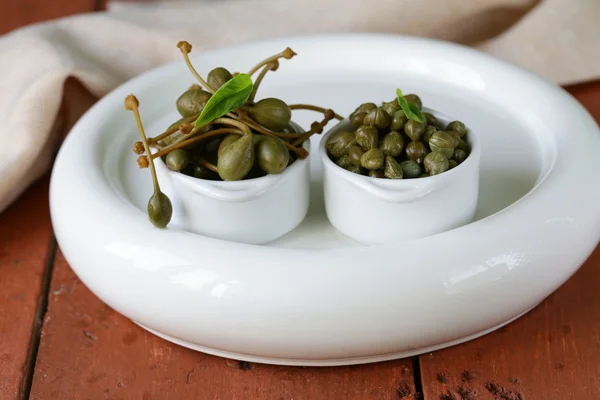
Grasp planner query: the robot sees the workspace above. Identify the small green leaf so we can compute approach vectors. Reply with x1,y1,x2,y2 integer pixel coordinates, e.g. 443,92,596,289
195,74,253,127
396,88,424,124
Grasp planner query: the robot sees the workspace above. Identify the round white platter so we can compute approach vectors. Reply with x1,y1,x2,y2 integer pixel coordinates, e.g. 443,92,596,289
50,34,600,366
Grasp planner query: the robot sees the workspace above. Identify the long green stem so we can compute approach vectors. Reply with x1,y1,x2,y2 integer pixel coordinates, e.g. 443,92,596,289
289,104,344,121
177,41,217,94
234,111,305,139
292,109,335,147
248,47,296,76
127,96,160,193
151,128,244,159
148,114,198,144
248,62,277,103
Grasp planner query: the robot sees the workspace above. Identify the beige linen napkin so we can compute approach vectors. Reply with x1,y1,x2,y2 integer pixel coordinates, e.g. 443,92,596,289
0,0,598,214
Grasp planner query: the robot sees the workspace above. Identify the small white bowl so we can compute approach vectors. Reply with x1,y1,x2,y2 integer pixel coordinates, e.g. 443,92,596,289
320,108,481,245
154,129,310,245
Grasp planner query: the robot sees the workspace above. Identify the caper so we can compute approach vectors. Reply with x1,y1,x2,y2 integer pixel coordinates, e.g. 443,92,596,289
423,126,437,144
147,191,173,229
355,124,379,151
405,141,428,164
192,164,218,180
453,148,468,164
360,148,384,170
448,160,458,169
354,102,377,115
176,88,212,117
348,145,365,167
207,67,233,90
404,120,427,142
247,98,292,131
457,139,470,153
346,165,363,174
218,134,241,157
326,130,356,158
369,170,384,178
380,131,404,157
404,94,422,110
256,136,290,174
390,110,408,131
399,160,422,179
382,100,401,116
350,112,367,129
424,151,449,176
165,149,190,171
384,156,403,179
363,108,391,130
423,112,438,127
446,120,467,138
217,132,254,181
335,155,354,169
429,131,456,158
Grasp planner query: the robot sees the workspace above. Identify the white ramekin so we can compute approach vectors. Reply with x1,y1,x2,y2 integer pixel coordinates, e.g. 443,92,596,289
320,108,481,245
155,129,310,245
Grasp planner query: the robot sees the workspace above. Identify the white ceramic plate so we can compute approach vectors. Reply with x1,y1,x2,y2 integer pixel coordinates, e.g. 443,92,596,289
50,34,600,366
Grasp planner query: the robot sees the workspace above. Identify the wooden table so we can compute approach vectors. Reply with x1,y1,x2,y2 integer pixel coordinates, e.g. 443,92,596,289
2,3,600,400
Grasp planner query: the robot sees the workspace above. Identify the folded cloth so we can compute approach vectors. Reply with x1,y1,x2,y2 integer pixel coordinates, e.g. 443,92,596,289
0,0,598,214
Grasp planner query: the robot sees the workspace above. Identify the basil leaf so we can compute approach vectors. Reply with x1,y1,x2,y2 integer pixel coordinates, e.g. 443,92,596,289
396,88,424,124
194,73,253,127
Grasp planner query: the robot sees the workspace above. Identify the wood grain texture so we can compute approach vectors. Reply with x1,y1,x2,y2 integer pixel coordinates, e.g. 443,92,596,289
0,178,53,400
419,81,600,400
29,252,417,400
0,0,99,34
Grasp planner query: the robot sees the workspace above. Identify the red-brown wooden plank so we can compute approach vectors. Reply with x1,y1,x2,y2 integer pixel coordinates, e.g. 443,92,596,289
0,177,53,400
419,81,600,400
30,249,417,400
0,0,100,35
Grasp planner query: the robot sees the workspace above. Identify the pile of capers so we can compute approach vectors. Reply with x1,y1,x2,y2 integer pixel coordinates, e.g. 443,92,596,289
126,40,341,229
326,93,470,179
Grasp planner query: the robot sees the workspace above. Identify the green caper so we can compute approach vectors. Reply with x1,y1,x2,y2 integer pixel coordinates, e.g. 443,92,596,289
384,156,403,179
207,67,233,90
369,170,384,178
348,145,365,167
165,149,191,171
423,112,438,127
399,160,422,179
448,160,458,169
218,134,241,157
162,130,183,147
355,124,379,150
176,88,212,117
446,120,467,138
404,94,422,110
429,131,456,158
404,120,427,142
346,165,363,174
335,155,354,169
354,102,377,115
360,148,385,170
424,151,449,176
457,139,470,153
217,132,254,181
405,141,428,164
453,148,468,164
423,126,437,144
350,112,367,129
390,110,408,131
256,136,289,174
326,130,356,158
147,191,173,229
192,164,218,180
247,98,292,131
363,108,391,130
380,131,404,157
382,100,401,116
